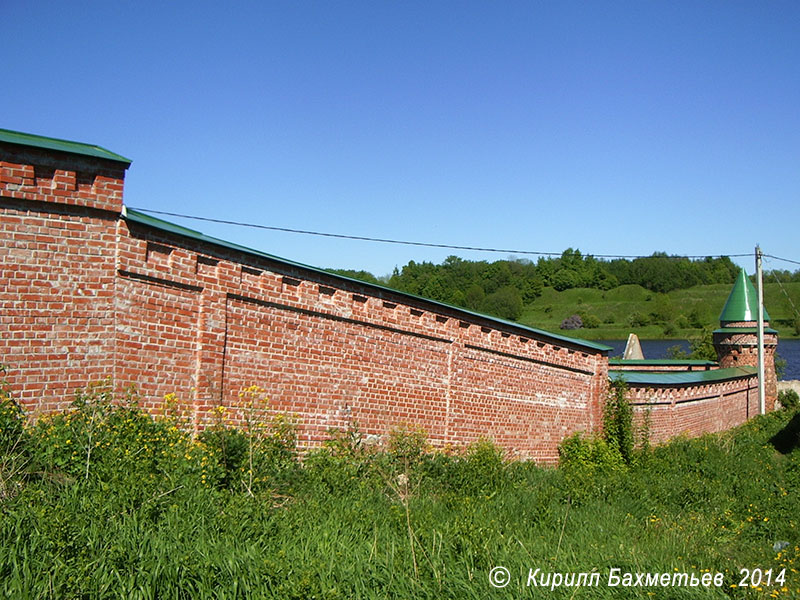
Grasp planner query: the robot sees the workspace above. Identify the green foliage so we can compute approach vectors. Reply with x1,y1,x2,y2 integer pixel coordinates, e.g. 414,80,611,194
387,255,540,320
198,425,249,489
4,381,800,598
603,379,635,466
578,312,600,328
481,285,523,320
778,388,800,411
627,311,650,327
688,327,718,361
325,268,381,285
0,366,24,455
447,438,508,496
558,432,625,477
775,352,787,381
0,366,28,503
386,423,429,471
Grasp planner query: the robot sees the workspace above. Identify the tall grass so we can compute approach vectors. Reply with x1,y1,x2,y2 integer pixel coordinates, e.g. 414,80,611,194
1,381,799,598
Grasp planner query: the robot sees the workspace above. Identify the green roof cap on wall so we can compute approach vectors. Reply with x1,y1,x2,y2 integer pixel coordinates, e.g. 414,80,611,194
123,207,612,354
0,128,131,165
719,268,770,323
611,366,757,386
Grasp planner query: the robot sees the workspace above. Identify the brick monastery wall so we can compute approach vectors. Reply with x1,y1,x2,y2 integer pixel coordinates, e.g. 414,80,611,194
2,143,612,462
628,376,759,444
0,140,770,462
112,218,609,462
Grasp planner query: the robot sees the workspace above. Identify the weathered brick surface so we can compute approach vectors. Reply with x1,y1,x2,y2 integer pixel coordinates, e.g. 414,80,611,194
715,329,778,411
629,377,759,444
0,140,775,462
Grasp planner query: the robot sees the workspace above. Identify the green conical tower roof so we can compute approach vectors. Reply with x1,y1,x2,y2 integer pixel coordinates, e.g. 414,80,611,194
719,269,770,323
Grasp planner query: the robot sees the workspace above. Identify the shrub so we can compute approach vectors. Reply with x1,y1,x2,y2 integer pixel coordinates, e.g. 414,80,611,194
558,432,625,475
482,286,523,321
675,314,690,329
386,423,429,471
778,389,799,412
448,437,507,495
558,432,626,502
579,313,600,329
560,314,583,330
603,379,635,466
0,366,24,455
199,392,299,495
198,425,249,489
628,311,650,327
0,366,28,502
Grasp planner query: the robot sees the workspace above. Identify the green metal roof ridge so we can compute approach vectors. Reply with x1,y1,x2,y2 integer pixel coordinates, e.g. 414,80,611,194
719,268,770,323
608,359,717,366
123,207,612,354
713,327,778,334
0,128,131,165
610,365,757,386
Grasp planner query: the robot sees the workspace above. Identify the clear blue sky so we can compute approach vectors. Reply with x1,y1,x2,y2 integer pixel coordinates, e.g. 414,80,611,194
3,1,798,277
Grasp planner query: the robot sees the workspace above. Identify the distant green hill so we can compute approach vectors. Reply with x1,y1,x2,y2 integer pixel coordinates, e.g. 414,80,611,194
330,251,800,340
521,282,800,340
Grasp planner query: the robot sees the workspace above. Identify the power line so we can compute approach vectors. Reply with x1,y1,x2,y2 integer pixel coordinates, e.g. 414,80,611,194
127,206,753,261
763,253,800,268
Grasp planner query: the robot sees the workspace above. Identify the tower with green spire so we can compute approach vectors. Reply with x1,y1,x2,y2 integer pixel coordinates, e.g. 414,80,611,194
713,269,778,409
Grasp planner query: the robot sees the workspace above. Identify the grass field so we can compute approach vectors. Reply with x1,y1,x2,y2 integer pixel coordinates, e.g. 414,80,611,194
520,282,800,341
1,382,799,599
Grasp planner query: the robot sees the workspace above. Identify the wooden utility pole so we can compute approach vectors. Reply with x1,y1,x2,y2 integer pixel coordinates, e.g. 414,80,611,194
756,245,766,415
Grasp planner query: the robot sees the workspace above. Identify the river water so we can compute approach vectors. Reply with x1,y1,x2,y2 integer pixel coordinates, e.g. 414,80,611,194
597,338,800,381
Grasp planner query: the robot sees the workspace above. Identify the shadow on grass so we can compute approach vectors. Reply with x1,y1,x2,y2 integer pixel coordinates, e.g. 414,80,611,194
769,412,800,454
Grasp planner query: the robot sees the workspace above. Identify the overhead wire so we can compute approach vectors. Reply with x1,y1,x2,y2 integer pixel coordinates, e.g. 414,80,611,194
763,253,800,268
127,206,754,261
763,255,800,323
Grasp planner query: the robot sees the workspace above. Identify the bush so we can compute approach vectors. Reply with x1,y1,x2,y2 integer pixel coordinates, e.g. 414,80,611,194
481,286,523,321
560,314,583,330
558,432,625,475
0,367,24,455
198,425,249,489
628,311,650,327
448,438,507,495
386,423,429,472
603,379,634,466
0,366,28,502
778,389,800,412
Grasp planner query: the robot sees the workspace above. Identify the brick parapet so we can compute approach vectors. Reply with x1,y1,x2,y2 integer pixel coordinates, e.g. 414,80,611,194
628,375,759,443
1,143,126,214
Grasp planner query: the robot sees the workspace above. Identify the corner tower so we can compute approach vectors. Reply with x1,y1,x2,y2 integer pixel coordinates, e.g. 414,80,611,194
713,269,778,410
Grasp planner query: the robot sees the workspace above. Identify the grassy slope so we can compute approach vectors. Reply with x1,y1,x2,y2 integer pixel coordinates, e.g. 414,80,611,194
2,401,799,599
519,282,800,340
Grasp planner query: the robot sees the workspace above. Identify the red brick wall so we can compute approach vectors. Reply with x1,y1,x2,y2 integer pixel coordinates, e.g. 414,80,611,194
110,219,608,462
0,140,773,462
1,144,125,410
2,145,612,462
628,376,759,444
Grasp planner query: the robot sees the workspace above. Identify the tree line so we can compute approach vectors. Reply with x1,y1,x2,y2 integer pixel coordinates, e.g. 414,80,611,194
331,250,796,322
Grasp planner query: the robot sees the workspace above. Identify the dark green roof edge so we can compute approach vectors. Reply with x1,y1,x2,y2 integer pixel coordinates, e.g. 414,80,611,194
714,327,779,335
0,128,131,166
609,359,717,366
610,365,757,386
123,207,611,354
